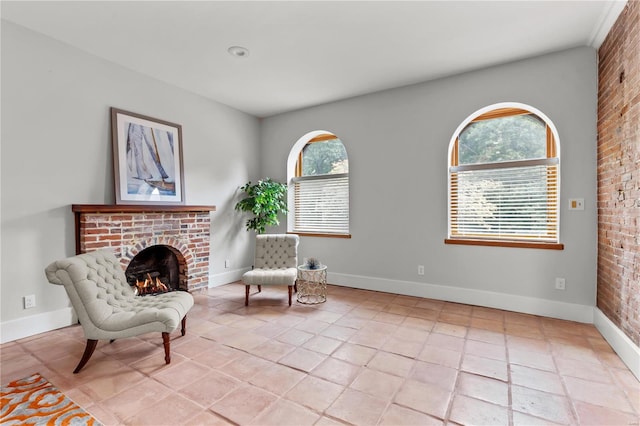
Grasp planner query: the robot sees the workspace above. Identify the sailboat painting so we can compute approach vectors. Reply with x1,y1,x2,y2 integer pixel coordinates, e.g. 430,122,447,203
111,108,185,204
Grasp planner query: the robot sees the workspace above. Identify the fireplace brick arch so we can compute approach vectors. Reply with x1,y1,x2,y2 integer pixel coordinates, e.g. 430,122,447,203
122,235,192,267
122,237,191,291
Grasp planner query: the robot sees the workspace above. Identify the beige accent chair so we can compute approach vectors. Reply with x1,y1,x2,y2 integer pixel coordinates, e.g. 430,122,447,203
243,234,299,306
45,249,194,373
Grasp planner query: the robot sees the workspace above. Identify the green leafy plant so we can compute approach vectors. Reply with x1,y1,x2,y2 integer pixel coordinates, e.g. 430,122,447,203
234,178,288,234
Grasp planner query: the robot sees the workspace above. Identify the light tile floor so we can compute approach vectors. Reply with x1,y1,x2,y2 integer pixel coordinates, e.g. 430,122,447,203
2,283,639,425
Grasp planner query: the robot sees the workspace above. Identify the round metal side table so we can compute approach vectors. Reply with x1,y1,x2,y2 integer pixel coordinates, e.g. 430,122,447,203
297,265,327,304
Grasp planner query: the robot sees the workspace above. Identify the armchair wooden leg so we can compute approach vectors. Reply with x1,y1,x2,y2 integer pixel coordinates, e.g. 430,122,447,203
258,285,262,292
294,281,298,293
73,339,98,374
288,286,292,306
162,332,171,364
181,316,187,336
245,285,250,306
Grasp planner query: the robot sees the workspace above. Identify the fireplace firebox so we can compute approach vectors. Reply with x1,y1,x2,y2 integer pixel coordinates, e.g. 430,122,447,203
125,245,186,295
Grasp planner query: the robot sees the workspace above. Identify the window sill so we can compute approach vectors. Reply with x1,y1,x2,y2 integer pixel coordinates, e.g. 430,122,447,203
444,238,564,250
288,232,352,239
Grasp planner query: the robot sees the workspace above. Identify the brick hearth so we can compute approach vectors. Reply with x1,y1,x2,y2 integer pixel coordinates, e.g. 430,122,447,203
72,204,216,292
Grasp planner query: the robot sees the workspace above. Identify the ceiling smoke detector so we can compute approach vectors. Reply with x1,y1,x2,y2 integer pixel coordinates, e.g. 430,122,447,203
228,46,249,58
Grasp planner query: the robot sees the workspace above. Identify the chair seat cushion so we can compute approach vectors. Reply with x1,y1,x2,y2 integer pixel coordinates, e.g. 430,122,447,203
243,267,297,286
100,291,194,332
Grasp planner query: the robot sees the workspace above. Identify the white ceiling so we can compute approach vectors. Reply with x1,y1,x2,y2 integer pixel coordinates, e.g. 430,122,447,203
1,1,627,118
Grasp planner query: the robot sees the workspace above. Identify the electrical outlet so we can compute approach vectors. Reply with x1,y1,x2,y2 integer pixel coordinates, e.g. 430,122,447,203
24,295,36,309
224,259,231,268
555,278,566,290
418,265,425,276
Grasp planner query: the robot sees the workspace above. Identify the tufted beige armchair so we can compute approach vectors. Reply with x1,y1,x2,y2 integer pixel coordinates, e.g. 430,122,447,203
45,249,194,373
242,234,299,306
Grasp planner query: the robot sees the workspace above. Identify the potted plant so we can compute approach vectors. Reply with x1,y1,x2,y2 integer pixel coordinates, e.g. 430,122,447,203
234,178,288,234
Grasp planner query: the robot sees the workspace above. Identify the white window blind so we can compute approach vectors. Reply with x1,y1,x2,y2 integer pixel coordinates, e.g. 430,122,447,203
292,173,349,234
449,158,559,242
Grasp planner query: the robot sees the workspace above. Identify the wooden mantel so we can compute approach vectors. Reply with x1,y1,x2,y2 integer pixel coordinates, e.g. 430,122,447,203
72,204,216,213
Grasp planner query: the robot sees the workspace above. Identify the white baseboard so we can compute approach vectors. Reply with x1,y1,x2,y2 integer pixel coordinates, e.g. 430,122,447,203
594,308,640,380
0,307,76,344
208,267,250,287
328,272,595,323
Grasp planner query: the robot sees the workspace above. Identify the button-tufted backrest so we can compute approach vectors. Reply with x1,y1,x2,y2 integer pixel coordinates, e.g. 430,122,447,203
254,234,299,269
45,249,136,330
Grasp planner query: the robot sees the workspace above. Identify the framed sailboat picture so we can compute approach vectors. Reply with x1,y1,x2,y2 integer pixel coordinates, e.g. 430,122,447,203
111,108,185,205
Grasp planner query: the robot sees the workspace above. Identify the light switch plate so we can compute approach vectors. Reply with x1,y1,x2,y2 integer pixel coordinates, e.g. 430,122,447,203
568,198,584,210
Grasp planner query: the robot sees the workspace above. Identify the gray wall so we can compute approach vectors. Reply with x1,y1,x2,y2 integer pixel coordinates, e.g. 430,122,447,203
261,47,598,315
1,22,259,334
1,20,599,341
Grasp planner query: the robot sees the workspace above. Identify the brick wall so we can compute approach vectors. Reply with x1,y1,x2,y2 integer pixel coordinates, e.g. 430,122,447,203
77,209,211,291
597,0,640,346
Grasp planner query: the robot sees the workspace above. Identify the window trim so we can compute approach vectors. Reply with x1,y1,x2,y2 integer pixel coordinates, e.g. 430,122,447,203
295,133,340,177
288,231,352,239
446,103,562,249
444,238,564,250
287,131,350,238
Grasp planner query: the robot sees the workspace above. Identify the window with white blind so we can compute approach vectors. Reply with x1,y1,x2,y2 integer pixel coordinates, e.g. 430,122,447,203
289,133,350,237
447,105,563,249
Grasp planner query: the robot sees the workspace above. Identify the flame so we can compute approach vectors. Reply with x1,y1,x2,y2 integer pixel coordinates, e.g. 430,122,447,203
135,273,169,295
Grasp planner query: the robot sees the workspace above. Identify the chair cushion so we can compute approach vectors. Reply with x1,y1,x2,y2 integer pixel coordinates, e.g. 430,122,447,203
93,291,193,332
254,234,299,269
243,267,297,286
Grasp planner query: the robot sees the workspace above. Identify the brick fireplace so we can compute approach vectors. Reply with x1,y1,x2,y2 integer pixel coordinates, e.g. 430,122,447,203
72,204,216,292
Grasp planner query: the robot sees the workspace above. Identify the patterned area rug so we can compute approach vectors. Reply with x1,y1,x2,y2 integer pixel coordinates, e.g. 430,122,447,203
1,373,101,425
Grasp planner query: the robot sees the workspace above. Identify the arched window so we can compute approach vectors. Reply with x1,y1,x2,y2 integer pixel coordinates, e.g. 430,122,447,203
446,103,563,249
287,132,350,237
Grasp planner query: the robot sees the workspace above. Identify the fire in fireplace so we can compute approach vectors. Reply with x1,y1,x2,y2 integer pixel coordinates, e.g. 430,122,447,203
125,245,185,294
135,272,169,296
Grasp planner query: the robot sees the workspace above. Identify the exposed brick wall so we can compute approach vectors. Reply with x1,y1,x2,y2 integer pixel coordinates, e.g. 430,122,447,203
77,210,211,291
597,0,640,346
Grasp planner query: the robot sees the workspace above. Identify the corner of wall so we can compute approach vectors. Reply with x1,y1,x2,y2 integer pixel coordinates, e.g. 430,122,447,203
208,267,251,287
594,307,640,381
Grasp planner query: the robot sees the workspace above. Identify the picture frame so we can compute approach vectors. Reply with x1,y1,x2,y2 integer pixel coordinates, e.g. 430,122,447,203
111,108,185,205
